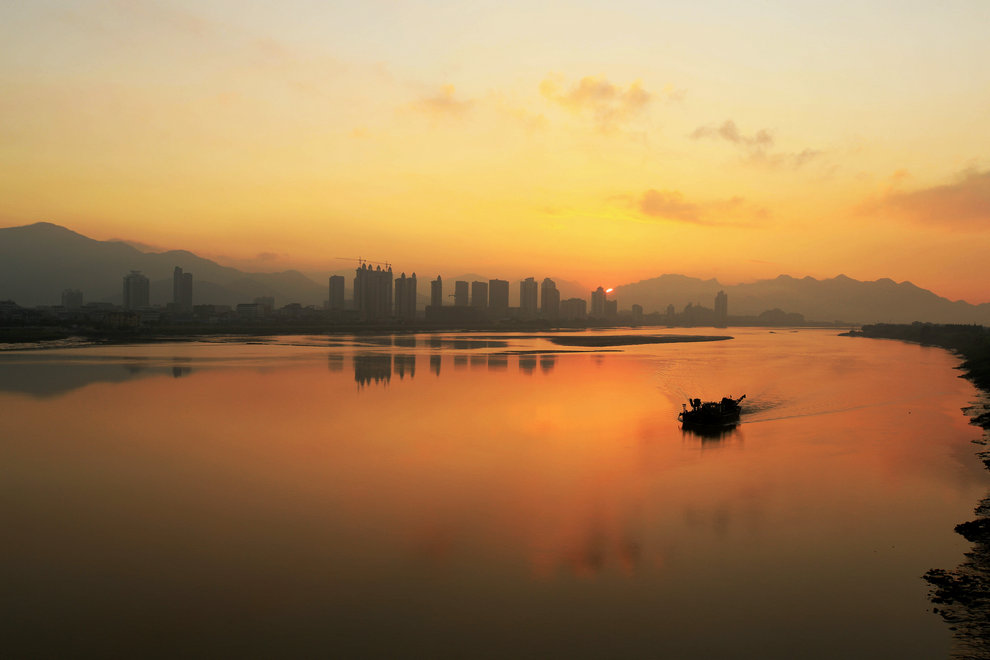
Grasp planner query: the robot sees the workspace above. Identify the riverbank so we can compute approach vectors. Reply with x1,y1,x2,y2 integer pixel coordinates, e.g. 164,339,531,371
844,323,990,429
846,323,990,653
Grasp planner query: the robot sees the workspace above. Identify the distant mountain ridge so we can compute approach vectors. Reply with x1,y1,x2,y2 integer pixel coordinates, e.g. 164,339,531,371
2,222,988,324
0,222,327,307
614,273,990,324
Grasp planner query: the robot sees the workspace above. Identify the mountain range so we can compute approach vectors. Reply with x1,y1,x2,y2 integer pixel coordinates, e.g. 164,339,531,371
614,273,990,324
1,222,988,324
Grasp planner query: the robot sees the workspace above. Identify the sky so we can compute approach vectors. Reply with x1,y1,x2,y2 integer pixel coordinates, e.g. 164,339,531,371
2,0,989,302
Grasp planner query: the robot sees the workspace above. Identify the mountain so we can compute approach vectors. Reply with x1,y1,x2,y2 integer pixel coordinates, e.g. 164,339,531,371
0,223,327,307
614,273,990,324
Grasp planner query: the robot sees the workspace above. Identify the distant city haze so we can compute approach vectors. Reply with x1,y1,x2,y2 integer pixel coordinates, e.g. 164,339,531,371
1,222,989,325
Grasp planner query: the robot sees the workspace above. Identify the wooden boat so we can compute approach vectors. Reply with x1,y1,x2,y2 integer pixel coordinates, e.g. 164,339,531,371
678,394,746,427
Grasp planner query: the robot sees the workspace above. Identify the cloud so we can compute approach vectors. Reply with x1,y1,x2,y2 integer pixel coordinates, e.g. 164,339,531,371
870,167,990,230
540,74,665,130
635,189,767,226
413,85,474,118
691,120,772,148
639,189,700,223
691,119,821,170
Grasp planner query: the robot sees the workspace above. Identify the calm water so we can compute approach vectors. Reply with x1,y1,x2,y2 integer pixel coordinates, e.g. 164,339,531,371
1,328,987,658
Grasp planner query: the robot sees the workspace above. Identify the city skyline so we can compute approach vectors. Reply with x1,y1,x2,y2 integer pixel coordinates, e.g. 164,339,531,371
2,3,989,303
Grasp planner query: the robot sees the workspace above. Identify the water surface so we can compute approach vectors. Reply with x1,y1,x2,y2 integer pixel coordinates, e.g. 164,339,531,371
1,328,985,658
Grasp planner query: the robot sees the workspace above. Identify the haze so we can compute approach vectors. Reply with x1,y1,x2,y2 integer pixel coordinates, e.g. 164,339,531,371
2,1,989,302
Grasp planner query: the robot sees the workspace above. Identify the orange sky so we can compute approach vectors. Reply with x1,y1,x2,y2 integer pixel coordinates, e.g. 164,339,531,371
2,1,989,302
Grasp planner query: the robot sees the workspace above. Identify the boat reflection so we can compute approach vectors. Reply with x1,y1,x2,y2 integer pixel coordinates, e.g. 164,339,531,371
680,422,739,443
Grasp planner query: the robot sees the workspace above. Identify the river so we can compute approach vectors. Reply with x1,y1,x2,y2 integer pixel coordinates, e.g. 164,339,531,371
1,328,986,658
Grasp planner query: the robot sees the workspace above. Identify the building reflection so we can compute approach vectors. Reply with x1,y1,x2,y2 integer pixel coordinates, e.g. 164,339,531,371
327,354,344,372
394,354,416,380
430,354,441,376
395,335,417,349
470,354,486,370
519,355,537,375
171,366,191,378
540,355,556,373
487,354,508,371
454,355,468,369
354,353,392,388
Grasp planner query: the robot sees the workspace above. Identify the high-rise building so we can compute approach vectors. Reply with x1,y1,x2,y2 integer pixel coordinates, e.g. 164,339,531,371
173,266,193,313
471,281,488,309
631,304,644,321
590,286,606,317
520,277,538,315
253,296,275,317
560,297,586,320
394,272,417,320
122,271,150,310
714,290,728,327
329,275,345,311
61,289,83,310
431,276,443,308
605,299,618,319
540,278,560,318
354,264,393,320
488,279,509,315
454,280,469,307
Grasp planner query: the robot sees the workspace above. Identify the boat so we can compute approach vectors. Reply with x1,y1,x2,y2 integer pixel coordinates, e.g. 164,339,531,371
678,394,746,427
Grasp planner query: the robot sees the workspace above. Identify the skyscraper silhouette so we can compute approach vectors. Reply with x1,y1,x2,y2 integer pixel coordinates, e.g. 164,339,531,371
714,290,728,327
123,271,150,310
454,280,469,307
394,272,417,320
329,275,345,311
431,276,443,308
471,281,488,309
591,286,606,318
488,279,509,316
354,264,393,321
520,277,538,316
173,266,193,313
540,278,559,318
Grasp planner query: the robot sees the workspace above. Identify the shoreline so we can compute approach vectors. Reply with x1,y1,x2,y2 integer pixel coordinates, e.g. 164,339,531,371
847,323,990,654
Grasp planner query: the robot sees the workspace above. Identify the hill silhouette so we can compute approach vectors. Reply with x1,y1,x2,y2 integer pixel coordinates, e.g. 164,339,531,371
0,223,327,307
614,273,990,324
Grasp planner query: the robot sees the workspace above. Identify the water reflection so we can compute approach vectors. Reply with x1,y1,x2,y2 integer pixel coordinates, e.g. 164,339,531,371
327,354,344,372
680,423,739,443
487,354,508,371
430,354,441,376
353,353,391,388
394,354,415,380
519,355,537,375
541,355,556,373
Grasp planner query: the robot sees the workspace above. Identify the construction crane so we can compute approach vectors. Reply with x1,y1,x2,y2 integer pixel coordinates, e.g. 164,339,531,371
335,257,392,270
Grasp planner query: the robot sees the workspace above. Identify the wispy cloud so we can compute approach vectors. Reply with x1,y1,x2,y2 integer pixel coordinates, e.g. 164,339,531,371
691,119,821,170
412,84,474,118
691,120,772,148
634,189,767,226
867,167,990,230
540,74,667,131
